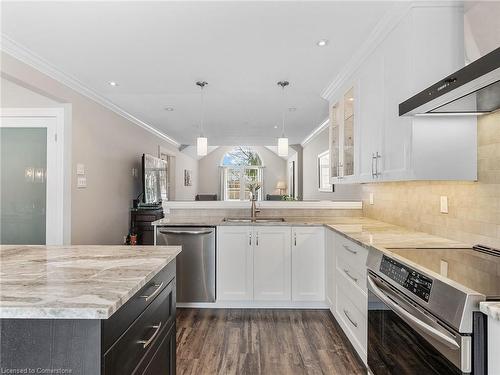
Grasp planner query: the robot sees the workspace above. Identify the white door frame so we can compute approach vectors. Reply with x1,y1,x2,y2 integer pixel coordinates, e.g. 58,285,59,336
0,108,66,245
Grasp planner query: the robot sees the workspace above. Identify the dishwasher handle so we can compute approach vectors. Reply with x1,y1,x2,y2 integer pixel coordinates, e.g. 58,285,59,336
158,229,214,235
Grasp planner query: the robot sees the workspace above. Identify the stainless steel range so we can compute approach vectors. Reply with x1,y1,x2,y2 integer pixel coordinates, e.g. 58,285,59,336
367,245,500,375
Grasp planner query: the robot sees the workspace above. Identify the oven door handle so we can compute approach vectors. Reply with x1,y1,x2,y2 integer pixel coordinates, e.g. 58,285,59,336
367,275,460,350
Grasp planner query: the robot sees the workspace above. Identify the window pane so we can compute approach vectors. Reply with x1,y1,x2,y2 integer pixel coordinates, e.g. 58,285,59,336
226,168,241,200
244,168,263,200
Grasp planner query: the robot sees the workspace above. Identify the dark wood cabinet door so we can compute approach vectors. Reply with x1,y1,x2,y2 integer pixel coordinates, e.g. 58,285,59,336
103,281,175,375
140,324,176,375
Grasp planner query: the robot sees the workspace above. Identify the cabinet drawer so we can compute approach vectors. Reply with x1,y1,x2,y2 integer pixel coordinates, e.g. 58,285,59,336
336,267,367,313
336,254,367,294
102,261,176,352
336,286,367,354
336,235,368,277
103,279,176,375
136,323,176,375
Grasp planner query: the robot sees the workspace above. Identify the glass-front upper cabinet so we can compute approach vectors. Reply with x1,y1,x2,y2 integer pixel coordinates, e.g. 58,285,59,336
329,87,355,182
329,102,340,179
343,88,354,177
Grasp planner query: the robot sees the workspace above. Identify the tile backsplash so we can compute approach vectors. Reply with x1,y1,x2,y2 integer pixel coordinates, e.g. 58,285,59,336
363,111,500,248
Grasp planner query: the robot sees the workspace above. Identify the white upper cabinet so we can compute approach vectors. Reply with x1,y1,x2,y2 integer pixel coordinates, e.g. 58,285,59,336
327,4,477,183
253,226,292,301
329,87,356,183
291,227,325,302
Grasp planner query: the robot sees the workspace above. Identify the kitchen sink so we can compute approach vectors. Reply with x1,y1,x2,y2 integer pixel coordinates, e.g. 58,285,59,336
223,217,286,223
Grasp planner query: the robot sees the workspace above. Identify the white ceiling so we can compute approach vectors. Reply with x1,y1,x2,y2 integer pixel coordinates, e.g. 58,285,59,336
1,1,394,146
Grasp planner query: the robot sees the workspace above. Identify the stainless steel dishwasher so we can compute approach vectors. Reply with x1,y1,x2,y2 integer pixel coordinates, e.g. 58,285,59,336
156,226,216,303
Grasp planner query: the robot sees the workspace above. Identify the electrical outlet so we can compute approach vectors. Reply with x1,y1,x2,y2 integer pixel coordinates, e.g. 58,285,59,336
77,176,87,188
440,196,448,214
132,168,138,178
440,260,448,277
369,192,374,205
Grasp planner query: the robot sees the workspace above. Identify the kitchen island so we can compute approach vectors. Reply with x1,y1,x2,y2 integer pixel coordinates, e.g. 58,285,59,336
0,245,181,375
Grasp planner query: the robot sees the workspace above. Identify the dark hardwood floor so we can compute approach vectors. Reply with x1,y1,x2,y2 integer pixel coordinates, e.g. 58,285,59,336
176,309,366,375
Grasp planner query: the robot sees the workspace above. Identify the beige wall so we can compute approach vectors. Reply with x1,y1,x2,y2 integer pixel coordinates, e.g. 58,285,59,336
197,146,286,198
302,126,362,200
1,53,198,245
363,111,500,248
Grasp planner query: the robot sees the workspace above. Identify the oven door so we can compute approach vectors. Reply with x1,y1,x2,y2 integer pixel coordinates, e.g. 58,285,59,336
367,272,471,375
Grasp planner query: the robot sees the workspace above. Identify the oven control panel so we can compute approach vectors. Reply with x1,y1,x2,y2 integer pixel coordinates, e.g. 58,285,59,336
380,255,433,302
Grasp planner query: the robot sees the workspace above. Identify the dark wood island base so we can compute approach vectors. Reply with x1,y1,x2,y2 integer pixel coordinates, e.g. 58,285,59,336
0,261,177,375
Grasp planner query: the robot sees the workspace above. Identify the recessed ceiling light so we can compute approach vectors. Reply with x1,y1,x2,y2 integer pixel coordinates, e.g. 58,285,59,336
108,81,118,86
317,39,328,47
274,125,278,129
288,107,297,112
164,106,175,111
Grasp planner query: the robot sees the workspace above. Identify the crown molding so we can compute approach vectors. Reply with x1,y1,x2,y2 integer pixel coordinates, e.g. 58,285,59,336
300,118,329,147
0,34,181,148
321,2,412,102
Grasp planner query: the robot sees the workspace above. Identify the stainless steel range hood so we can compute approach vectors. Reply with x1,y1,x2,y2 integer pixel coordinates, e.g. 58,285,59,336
399,47,500,116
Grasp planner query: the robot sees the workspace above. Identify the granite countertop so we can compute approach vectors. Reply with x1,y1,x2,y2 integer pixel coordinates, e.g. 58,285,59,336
152,215,469,250
0,245,181,319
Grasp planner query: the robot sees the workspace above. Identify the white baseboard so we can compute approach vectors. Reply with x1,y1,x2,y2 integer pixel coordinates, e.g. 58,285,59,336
177,301,329,309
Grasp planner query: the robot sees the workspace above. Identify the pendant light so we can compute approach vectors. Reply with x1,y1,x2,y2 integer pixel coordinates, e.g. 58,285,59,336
196,81,208,156
277,80,289,157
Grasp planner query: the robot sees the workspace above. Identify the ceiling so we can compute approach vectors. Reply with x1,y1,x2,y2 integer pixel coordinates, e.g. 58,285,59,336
1,1,394,146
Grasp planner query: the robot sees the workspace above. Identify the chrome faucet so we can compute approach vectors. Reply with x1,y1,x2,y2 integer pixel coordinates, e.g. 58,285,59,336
250,192,260,220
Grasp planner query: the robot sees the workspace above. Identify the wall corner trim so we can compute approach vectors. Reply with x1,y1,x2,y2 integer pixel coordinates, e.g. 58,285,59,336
301,118,329,147
0,34,181,148
320,2,412,102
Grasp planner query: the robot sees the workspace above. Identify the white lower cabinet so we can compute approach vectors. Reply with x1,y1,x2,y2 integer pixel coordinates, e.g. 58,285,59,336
292,226,325,301
216,226,254,301
217,225,325,304
253,226,292,301
325,228,336,309
327,230,368,364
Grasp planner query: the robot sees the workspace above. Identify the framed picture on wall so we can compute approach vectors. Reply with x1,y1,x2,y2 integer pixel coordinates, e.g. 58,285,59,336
184,169,192,186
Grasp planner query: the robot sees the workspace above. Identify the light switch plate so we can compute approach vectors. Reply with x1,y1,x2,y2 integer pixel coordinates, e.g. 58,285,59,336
76,163,85,175
77,176,87,188
440,196,448,214
369,193,374,205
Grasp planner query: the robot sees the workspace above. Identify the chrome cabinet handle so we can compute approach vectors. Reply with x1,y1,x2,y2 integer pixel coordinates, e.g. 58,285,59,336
375,152,381,177
367,275,460,350
343,244,357,254
343,309,358,328
256,232,259,246
249,233,252,246
294,232,297,246
139,282,164,302
138,322,162,348
371,153,376,178
343,269,358,283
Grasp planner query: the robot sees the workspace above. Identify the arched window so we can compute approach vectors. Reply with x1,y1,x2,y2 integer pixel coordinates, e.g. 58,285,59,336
220,147,264,201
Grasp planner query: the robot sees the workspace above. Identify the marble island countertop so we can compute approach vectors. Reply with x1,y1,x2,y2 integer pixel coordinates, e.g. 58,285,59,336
0,245,181,319
480,302,500,320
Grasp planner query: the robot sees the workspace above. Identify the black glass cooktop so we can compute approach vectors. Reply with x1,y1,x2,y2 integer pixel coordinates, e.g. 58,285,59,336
388,246,500,299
